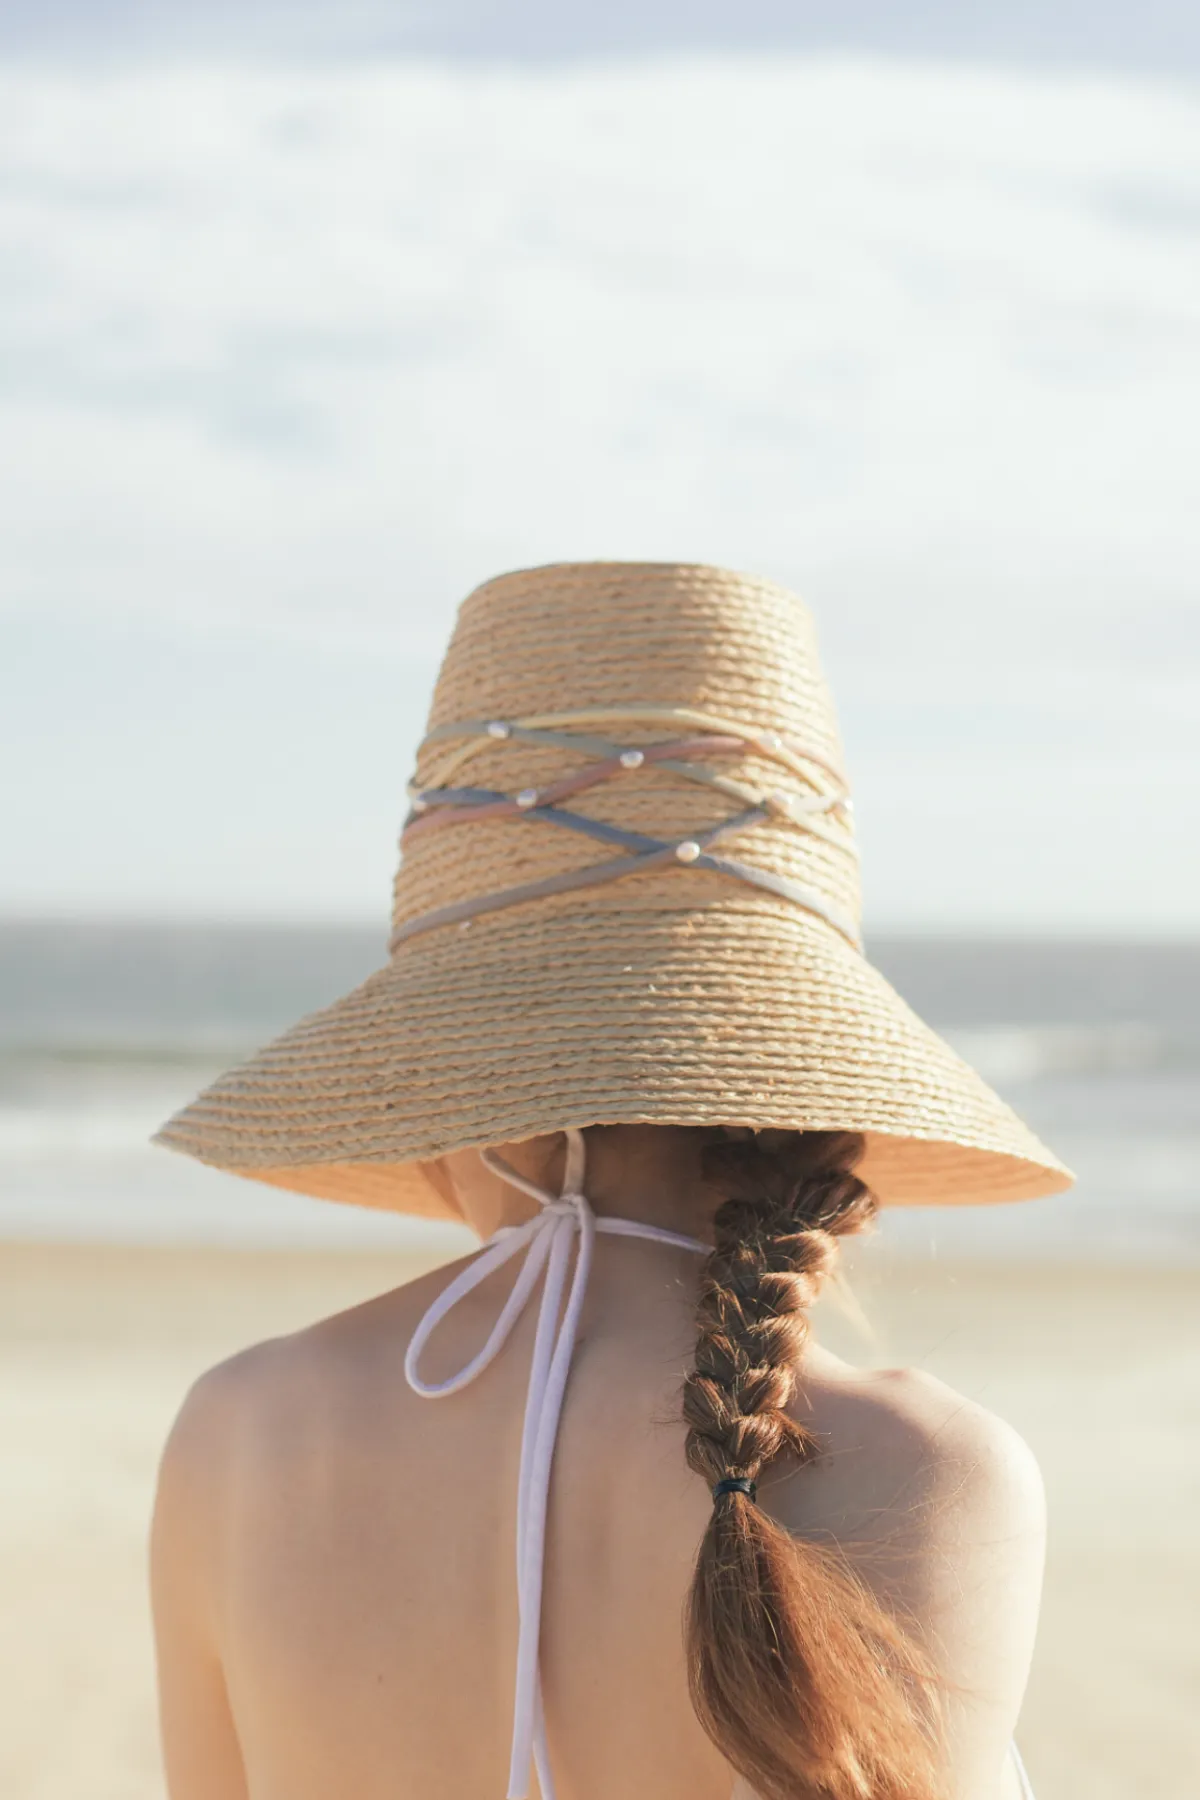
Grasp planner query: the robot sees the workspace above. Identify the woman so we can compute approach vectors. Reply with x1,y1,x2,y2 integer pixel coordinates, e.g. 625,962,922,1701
153,562,1069,1800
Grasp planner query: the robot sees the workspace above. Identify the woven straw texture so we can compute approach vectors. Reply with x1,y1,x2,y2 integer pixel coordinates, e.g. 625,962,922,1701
156,562,1072,1218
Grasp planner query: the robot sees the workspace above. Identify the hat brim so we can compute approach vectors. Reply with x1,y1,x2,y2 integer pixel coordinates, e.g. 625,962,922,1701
154,902,1072,1220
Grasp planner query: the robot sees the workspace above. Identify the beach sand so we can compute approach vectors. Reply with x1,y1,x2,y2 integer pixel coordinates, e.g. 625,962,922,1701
2,1240,1197,1800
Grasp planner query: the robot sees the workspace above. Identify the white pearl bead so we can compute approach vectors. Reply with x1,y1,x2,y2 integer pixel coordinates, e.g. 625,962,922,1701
486,720,511,739
757,730,783,753
619,749,645,769
516,789,540,809
674,840,702,863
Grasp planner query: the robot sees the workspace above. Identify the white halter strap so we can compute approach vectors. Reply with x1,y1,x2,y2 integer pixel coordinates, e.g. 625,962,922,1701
404,1128,708,1800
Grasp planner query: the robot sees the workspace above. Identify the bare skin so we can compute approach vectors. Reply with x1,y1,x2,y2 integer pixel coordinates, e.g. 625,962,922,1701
152,1127,1045,1800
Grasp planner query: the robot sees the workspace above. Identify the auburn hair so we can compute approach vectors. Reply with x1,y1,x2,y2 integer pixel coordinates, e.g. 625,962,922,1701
681,1128,945,1800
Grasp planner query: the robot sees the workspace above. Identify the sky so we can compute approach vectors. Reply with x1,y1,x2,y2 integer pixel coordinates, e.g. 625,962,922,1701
3,16,1199,933
5,0,1200,71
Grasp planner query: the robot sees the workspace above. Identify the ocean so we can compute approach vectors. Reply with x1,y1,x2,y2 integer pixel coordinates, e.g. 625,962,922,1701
2,920,1197,1261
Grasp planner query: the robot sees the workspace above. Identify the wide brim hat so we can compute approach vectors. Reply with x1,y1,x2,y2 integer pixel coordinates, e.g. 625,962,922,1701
156,562,1072,1220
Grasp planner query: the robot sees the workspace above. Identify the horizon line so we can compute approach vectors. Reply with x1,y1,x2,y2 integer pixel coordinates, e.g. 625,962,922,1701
3,911,1198,950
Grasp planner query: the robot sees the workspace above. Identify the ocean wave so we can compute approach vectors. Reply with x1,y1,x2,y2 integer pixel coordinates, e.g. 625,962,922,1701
941,1024,1189,1083
0,1106,169,1158
0,1039,261,1068
5,1022,1194,1097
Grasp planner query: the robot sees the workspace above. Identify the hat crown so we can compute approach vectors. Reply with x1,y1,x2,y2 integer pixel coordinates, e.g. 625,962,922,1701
429,562,838,739
392,562,861,945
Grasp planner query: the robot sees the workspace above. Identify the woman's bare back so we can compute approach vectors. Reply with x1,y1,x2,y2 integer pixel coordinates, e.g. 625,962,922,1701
152,1231,1044,1800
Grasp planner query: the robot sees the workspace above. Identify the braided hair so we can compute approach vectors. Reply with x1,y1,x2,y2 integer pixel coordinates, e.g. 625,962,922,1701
682,1129,944,1800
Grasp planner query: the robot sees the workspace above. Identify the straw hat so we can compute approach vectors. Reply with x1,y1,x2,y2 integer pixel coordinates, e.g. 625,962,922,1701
155,561,1072,1218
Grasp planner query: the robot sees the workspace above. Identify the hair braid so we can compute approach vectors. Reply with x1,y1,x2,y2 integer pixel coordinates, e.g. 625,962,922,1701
681,1129,944,1800
684,1131,874,1491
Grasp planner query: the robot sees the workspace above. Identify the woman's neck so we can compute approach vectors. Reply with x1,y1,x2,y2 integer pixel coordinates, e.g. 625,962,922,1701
438,1124,721,1242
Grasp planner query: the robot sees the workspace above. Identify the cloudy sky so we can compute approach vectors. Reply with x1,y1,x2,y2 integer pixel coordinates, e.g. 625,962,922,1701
5,0,1200,69
3,10,1199,933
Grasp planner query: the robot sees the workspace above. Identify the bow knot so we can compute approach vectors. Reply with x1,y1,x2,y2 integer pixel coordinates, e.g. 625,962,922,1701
404,1129,706,1799
546,1192,587,1218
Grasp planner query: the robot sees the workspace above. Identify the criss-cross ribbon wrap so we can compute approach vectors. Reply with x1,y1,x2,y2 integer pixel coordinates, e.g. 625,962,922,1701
391,706,862,953
404,1129,707,1800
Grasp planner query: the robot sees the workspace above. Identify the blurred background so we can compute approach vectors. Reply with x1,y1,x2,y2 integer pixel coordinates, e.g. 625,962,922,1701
2,4,1198,1798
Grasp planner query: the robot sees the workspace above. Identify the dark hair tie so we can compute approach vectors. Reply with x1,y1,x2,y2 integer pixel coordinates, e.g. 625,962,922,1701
712,1476,758,1502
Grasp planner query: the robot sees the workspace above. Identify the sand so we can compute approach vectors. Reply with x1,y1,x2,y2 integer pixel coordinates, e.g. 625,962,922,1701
1,1240,1197,1800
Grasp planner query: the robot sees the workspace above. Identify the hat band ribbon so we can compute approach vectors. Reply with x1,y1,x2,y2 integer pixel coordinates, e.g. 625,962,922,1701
389,797,861,951
405,732,856,859
392,715,860,952
404,1128,708,1800
415,704,848,793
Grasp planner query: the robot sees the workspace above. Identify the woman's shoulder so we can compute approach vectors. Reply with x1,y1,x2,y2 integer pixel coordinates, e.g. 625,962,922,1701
781,1348,1046,1553
774,1354,1046,1795
156,1258,480,1500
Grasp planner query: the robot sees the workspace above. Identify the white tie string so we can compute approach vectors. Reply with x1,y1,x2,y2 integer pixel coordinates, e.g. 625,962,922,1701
404,1128,708,1800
